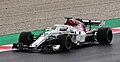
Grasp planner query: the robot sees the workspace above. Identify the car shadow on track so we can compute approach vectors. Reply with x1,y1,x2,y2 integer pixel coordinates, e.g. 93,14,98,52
12,44,112,54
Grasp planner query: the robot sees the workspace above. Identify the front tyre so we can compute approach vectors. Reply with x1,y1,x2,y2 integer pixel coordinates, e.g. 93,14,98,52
57,34,72,52
19,32,34,46
97,27,113,44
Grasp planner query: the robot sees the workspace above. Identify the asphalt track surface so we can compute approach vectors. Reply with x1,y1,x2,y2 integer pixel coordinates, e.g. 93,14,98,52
0,33,120,62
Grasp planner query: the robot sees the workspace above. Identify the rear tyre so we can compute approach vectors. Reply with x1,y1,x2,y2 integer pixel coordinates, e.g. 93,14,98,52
57,34,72,52
19,32,33,46
97,27,113,44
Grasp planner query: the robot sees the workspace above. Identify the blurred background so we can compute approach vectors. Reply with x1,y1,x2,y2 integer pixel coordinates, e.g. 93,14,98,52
0,0,120,35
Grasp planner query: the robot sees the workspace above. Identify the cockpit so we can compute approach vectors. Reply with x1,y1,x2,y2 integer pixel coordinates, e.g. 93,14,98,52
54,25,69,31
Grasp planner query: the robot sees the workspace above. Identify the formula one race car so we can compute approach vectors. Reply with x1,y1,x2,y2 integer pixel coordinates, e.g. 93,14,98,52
12,17,113,52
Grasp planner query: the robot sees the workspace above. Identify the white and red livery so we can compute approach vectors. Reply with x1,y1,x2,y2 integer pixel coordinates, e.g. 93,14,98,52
12,17,113,52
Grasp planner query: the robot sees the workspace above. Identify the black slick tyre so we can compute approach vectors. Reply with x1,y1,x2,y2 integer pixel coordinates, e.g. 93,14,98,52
19,32,33,46
97,27,113,44
57,34,72,51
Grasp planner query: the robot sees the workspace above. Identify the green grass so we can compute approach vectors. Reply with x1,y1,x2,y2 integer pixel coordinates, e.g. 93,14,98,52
105,18,120,28
0,33,20,46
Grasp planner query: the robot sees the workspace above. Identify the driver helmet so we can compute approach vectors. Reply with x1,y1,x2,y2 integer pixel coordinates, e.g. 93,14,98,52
59,27,68,31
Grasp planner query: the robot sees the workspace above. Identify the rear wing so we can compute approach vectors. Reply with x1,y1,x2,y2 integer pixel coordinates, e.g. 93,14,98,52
79,19,105,27
65,17,105,30
76,19,106,31
65,17,105,27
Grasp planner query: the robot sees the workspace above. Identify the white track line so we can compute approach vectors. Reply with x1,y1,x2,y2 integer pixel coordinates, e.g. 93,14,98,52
0,44,14,52
112,27,120,33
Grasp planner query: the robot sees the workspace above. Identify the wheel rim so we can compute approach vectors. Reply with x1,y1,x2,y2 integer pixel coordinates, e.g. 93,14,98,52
27,34,33,41
65,37,72,49
107,29,113,42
